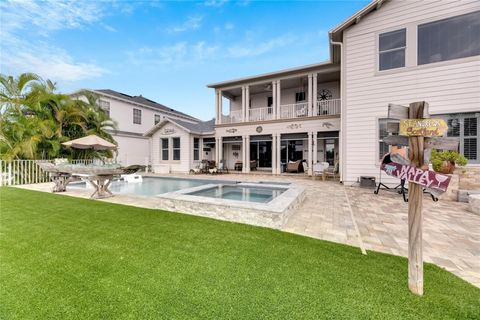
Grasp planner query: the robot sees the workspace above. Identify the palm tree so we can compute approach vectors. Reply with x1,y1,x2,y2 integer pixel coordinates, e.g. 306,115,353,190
0,73,117,160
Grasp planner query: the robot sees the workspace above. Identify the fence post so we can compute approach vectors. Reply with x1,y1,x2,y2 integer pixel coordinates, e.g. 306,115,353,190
8,162,12,186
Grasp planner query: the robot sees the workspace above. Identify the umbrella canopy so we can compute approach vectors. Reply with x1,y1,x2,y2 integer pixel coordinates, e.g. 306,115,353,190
62,135,116,150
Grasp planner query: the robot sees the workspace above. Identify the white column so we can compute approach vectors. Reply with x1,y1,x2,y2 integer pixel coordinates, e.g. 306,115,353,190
307,132,313,175
245,135,250,173
215,138,220,164
312,73,318,116
272,81,277,120
276,81,281,118
276,134,282,174
215,90,220,125
218,90,223,124
245,86,250,122
241,86,246,122
271,135,277,174
313,133,318,164
218,137,223,162
308,74,313,117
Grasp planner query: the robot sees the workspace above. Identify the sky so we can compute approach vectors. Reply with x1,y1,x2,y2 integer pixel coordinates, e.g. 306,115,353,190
0,0,369,120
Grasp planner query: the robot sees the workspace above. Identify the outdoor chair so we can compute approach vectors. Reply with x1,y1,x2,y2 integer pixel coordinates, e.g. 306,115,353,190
312,162,328,180
218,160,229,174
286,160,303,173
250,160,258,171
234,161,243,171
323,161,339,180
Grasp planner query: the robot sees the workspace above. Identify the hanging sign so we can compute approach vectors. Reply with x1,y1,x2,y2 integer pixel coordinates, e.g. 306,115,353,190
381,162,451,193
399,119,448,137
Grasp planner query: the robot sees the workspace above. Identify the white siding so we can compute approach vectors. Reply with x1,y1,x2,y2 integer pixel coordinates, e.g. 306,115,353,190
343,0,480,184
114,135,150,166
150,123,193,173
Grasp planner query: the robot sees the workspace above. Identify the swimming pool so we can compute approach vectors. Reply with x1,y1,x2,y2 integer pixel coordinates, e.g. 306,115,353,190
69,176,236,196
187,185,286,203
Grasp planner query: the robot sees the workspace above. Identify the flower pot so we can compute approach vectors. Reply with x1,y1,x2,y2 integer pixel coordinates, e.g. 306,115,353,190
436,160,455,174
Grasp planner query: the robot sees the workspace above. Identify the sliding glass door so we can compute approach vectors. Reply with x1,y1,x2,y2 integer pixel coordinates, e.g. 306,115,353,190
250,141,272,168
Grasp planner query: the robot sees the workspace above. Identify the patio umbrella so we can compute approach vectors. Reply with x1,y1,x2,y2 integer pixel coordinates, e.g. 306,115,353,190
62,135,117,150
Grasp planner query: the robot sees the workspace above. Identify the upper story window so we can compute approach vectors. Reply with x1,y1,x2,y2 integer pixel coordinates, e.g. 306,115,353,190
133,108,142,124
378,28,406,71
418,11,480,65
295,92,306,102
154,114,161,125
98,99,110,117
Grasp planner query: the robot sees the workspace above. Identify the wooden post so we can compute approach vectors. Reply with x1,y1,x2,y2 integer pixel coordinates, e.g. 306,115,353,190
407,101,428,296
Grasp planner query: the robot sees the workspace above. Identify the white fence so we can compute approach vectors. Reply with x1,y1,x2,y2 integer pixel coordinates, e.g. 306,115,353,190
0,159,99,186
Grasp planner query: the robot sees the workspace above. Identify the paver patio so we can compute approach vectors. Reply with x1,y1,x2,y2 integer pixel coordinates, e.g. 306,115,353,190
16,173,480,287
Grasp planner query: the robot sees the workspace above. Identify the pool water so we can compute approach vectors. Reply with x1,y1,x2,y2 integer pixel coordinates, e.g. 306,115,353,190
69,177,235,196
187,185,286,203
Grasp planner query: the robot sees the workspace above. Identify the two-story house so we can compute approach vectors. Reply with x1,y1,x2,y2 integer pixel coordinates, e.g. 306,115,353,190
74,89,199,166
205,0,479,183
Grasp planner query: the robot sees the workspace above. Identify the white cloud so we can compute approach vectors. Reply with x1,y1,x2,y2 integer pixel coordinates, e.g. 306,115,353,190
204,0,228,7
168,16,203,33
128,41,219,67
227,34,295,58
103,24,117,32
0,0,108,82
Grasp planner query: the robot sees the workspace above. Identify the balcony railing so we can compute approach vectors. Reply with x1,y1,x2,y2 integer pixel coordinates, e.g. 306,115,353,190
314,99,341,116
222,110,242,124
249,107,274,122
280,102,309,119
220,99,341,124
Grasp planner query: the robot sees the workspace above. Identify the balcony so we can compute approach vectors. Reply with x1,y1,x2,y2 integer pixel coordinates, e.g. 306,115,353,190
221,99,341,124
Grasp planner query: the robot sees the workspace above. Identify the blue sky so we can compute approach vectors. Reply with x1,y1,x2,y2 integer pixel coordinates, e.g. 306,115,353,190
0,0,369,120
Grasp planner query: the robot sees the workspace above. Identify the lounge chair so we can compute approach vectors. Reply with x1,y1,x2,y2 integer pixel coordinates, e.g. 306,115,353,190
250,160,257,171
286,160,303,173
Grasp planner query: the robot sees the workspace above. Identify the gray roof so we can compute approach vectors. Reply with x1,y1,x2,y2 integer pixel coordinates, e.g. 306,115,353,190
171,118,216,134
144,118,215,137
94,89,198,121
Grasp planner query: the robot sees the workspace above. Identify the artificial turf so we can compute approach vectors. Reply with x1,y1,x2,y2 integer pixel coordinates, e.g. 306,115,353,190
0,187,479,319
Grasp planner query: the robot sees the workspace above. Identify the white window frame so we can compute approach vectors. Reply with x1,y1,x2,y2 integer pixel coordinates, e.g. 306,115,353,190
377,28,407,72
172,137,181,161
154,114,161,125
161,138,169,161
133,108,142,125
193,137,200,161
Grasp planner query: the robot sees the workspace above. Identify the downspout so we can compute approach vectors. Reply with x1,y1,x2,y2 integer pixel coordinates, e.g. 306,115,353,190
330,39,345,183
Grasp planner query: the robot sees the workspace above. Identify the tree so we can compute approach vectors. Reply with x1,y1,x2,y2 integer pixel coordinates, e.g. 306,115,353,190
0,73,117,160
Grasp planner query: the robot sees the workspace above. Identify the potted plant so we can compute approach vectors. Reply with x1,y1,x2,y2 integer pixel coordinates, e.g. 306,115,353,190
430,149,468,174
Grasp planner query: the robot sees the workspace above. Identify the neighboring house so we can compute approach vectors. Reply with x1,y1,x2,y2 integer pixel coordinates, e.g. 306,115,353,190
205,0,479,183
72,89,199,166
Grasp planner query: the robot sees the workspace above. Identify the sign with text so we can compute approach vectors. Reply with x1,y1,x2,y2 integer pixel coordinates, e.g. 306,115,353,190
399,119,448,137
381,162,451,193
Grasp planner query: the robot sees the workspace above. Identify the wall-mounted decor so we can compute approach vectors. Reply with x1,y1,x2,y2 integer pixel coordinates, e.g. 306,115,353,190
163,128,175,135
226,128,237,133
321,122,333,129
233,152,239,158
286,123,302,130
256,126,263,133
317,89,332,101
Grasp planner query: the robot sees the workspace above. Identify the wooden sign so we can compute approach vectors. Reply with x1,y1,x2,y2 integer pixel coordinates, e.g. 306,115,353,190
388,103,429,119
383,135,408,146
400,119,448,137
387,122,400,133
424,137,459,151
381,162,451,193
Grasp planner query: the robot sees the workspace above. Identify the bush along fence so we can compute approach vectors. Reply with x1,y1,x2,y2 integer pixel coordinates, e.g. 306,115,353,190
0,159,99,186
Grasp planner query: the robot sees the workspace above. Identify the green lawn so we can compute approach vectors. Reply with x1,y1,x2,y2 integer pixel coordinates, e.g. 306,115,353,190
1,188,479,319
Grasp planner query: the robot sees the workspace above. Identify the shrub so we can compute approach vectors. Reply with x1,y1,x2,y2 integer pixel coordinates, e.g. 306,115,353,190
430,149,468,171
